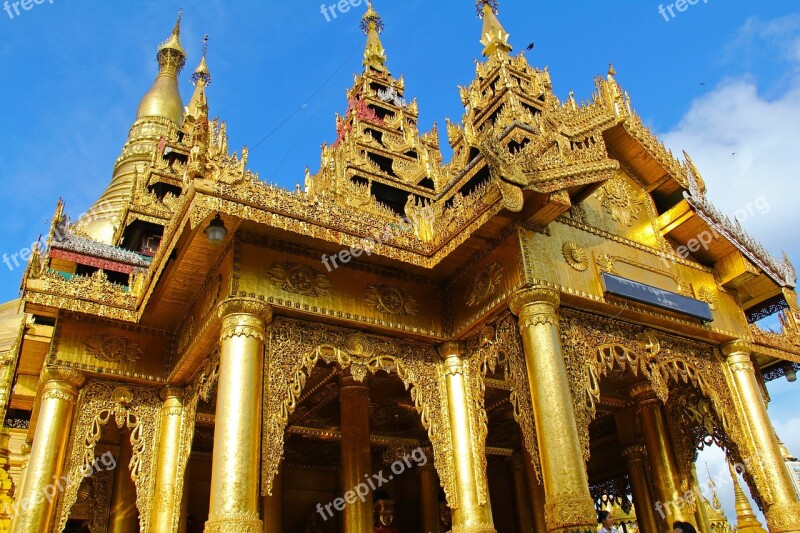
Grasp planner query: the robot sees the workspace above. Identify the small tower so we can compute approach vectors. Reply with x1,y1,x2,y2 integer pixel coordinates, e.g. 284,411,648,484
79,12,188,244
727,462,768,533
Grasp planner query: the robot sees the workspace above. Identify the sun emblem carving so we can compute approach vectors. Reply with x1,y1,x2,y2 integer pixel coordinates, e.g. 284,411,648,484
269,262,332,297
365,284,418,317
595,177,642,227
84,334,142,364
562,242,589,272
697,287,719,310
466,262,503,307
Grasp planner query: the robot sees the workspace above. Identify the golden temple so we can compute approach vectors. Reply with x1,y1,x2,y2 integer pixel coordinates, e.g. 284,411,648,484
1,1,799,532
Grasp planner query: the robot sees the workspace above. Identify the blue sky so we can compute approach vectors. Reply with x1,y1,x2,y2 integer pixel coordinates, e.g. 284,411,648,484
1,0,799,525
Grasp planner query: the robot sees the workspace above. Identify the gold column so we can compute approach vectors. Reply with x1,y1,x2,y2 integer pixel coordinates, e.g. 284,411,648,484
205,298,271,533
509,288,595,533
521,445,547,533
339,373,373,533
108,430,140,533
11,368,84,533
151,387,186,533
723,341,800,533
438,342,495,533
621,445,658,533
632,385,695,527
417,455,440,533
262,461,282,533
508,454,534,533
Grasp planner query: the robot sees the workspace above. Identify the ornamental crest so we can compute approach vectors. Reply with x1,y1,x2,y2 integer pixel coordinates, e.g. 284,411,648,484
84,334,142,364
595,176,642,227
269,262,332,297
466,262,503,307
365,284,418,316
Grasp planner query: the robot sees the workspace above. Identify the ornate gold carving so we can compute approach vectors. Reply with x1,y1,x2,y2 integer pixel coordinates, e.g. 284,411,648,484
697,286,719,310
562,242,589,272
471,316,542,483
594,176,642,227
543,489,597,532
204,510,262,533
364,284,418,316
508,286,560,316
721,340,754,358
268,261,332,297
218,298,272,342
83,334,143,364
55,380,161,533
466,262,503,307
263,318,453,509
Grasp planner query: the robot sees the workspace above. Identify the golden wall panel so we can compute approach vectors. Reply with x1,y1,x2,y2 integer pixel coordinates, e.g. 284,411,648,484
237,239,443,337
448,230,524,335
580,169,664,250
52,316,169,381
520,218,749,336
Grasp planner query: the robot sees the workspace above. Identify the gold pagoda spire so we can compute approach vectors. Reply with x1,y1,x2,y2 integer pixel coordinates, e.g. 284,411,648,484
361,1,387,72
477,0,511,56
136,10,187,124
187,35,211,121
727,462,768,533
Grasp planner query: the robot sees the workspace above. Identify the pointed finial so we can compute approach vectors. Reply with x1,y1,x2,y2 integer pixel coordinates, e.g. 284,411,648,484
361,1,384,34
191,34,212,86
173,9,182,36
361,1,387,70
608,63,617,77
477,0,511,56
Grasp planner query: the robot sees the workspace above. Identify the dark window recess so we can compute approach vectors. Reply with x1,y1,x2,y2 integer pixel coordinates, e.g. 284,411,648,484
370,104,392,121
459,165,491,197
149,182,182,201
351,176,369,188
371,181,409,217
32,315,56,327
369,81,388,94
507,138,530,153
746,294,790,324
653,189,686,215
75,265,130,286
405,150,418,159
523,103,541,116
418,177,435,190
365,128,384,144
162,150,187,172
121,220,165,257
369,152,396,176
468,147,481,162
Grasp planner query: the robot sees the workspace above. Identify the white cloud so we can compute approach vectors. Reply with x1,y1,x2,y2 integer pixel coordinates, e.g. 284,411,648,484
661,17,800,259
668,16,800,530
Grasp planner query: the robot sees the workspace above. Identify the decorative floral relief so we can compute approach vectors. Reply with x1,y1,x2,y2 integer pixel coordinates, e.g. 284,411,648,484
84,334,142,364
269,261,332,297
466,262,503,307
594,176,642,227
365,284,418,316
562,242,589,272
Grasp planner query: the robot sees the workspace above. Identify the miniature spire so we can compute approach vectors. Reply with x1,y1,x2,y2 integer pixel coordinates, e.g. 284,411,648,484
727,462,768,533
187,35,212,120
136,10,187,124
361,1,387,71
477,0,511,57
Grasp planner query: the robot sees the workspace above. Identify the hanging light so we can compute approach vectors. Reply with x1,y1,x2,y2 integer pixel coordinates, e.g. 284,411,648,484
204,214,227,246
784,363,797,383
